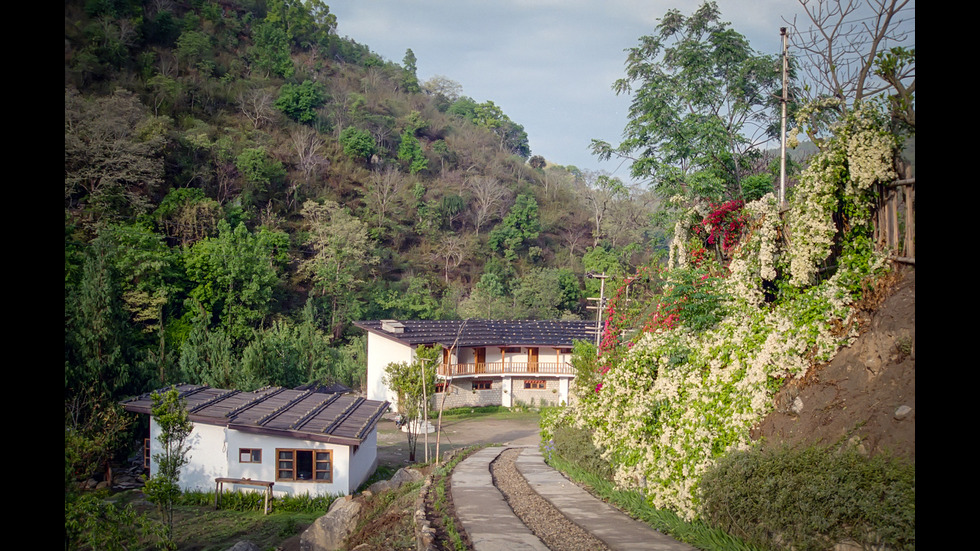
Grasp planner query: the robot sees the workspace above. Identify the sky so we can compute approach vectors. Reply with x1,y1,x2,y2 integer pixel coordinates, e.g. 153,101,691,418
328,1,914,185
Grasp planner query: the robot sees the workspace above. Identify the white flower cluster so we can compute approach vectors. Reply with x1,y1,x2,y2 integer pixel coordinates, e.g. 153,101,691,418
725,195,781,307
787,126,800,149
668,218,688,269
787,152,839,287
846,126,897,194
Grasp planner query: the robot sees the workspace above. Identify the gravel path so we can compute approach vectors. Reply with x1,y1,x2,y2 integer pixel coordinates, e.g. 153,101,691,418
490,447,611,551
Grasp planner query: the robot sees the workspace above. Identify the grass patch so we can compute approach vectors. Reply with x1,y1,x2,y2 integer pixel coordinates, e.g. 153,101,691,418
545,453,760,551
438,405,509,418
344,479,423,550
91,488,336,550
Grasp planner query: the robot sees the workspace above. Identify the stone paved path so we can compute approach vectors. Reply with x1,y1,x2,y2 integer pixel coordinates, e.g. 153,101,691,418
451,446,699,551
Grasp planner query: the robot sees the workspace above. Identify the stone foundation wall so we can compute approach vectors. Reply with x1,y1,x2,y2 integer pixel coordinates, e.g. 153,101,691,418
431,380,502,410
511,378,562,407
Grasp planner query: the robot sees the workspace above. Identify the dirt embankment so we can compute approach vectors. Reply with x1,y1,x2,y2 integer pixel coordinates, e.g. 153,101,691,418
752,267,915,460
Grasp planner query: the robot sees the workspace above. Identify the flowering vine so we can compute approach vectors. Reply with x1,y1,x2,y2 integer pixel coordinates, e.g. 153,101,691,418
551,104,900,522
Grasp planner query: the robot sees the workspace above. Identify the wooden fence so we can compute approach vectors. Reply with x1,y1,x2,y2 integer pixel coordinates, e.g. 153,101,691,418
874,178,915,264
779,176,915,266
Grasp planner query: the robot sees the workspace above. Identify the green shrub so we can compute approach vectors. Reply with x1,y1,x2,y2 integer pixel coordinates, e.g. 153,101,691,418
339,127,377,161
550,422,614,480
178,489,338,513
275,80,327,124
698,445,915,551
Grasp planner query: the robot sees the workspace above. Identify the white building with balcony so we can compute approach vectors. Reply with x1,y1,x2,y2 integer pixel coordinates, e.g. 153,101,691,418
353,319,598,411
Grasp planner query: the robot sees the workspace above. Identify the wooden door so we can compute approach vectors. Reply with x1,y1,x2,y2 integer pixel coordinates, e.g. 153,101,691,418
475,347,486,373
528,347,538,373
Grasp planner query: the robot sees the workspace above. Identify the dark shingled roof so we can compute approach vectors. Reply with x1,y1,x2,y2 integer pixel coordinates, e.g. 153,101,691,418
121,384,389,447
353,319,598,348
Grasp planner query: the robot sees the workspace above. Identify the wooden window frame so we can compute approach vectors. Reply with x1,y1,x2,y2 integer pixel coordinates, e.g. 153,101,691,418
434,382,448,393
239,448,262,464
143,438,150,469
524,379,546,390
276,448,333,483
472,379,493,390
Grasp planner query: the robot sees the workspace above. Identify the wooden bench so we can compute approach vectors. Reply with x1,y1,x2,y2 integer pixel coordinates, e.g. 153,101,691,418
214,477,275,514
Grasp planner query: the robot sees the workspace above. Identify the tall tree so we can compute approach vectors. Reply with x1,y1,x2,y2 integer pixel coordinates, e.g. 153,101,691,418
183,221,285,343
265,0,337,49
65,87,166,225
467,175,508,236
488,193,541,261
65,234,139,401
579,170,627,247
402,48,420,93
785,0,914,142
300,200,377,339
590,2,781,204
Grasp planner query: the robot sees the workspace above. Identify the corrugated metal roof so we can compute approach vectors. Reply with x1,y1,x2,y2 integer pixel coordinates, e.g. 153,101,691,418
120,384,389,447
353,319,598,348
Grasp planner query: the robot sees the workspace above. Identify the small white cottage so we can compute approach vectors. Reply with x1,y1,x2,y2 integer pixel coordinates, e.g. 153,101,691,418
121,383,389,497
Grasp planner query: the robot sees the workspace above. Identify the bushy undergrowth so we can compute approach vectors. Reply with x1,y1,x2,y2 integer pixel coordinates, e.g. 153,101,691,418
178,489,339,513
698,445,915,550
544,423,614,480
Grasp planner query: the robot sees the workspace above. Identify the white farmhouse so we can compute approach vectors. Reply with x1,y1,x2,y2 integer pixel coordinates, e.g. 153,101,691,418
353,319,597,411
122,383,389,497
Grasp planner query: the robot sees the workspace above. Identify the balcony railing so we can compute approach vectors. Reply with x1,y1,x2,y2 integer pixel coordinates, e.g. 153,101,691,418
438,362,575,377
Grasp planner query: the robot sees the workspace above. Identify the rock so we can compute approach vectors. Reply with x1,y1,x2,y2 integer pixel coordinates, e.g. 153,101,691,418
791,396,804,415
894,405,912,420
367,467,422,494
301,497,363,551
389,467,423,486
366,479,393,494
225,541,261,551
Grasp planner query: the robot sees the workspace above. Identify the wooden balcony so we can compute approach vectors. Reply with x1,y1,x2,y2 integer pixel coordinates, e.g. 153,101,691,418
438,362,575,377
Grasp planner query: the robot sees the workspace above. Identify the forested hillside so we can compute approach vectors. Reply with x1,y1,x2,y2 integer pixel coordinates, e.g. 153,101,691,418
66,1,915,549
64,0,669,412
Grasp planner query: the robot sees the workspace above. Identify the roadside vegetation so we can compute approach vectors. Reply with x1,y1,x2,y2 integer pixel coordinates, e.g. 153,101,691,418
538,2,915,547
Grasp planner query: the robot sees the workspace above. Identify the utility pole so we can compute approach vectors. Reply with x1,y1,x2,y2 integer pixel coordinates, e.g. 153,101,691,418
586,272,608,354
779,27,789,206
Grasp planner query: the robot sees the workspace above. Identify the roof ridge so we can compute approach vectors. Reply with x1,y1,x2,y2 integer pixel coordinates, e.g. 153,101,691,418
188,388,241,415
289,393,342,431
320,397,364,435
353,401,389,440
254,388,311,426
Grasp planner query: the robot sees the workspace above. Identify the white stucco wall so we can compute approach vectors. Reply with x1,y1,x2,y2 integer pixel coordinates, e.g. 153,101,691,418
366,333,413,410
347,429,378,493
225,431,352,497
149,420,378,497
149,419,227,493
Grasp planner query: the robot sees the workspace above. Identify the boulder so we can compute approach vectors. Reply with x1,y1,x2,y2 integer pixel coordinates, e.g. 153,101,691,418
300,496,363,551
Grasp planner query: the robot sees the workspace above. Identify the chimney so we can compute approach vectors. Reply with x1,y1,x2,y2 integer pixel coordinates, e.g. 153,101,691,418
381,319,405,334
